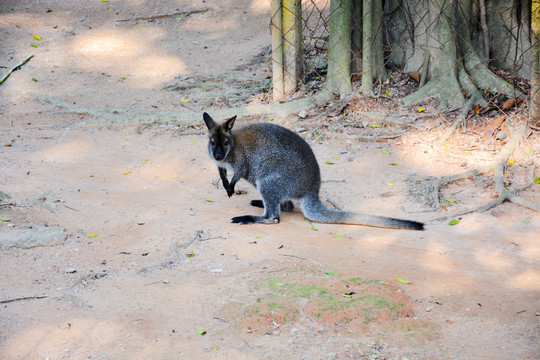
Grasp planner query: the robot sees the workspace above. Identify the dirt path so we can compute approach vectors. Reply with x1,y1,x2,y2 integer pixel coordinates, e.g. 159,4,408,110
1,1,539,359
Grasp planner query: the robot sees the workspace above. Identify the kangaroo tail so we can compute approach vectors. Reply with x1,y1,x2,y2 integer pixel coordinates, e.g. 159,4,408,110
301,195,424,231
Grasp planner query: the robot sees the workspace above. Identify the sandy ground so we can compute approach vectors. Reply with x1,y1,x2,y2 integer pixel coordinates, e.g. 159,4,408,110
1,1,540,359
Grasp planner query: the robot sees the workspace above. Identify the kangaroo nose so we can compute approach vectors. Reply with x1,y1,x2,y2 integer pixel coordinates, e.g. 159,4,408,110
214,151,223,161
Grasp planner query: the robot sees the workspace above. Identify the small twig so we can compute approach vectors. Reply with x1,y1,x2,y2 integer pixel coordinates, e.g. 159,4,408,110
63,204,80,211
0,54,34,85
282,254,307,260
0,295,48,304
117,8,209,22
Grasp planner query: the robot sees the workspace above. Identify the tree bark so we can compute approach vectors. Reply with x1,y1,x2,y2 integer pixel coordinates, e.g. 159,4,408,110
271,0,284,101
326,0,353,97
360,0,374,94
282,0,303,94
531,0,540,127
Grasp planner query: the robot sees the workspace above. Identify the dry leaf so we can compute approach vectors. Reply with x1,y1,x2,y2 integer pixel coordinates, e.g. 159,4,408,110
502,98,515,110
408,71,420,83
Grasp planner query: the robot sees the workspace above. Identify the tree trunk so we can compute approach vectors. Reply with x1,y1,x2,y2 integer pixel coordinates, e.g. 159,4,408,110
372,0,387,80
271,0,284,101
282,0,303,94
531,0,540,127
351,0,362,74
326,0,353,97
401,0,524,110
360,0,373,94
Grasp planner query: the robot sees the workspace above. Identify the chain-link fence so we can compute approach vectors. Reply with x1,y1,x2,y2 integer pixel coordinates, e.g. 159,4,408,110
270,0,535,114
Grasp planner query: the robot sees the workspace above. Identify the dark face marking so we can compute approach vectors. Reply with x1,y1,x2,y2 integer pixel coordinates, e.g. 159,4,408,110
203,113,236,162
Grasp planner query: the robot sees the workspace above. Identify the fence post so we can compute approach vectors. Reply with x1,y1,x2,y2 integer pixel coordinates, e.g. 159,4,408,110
327,0,353,97
271,0,285,101
282,0,303,95
531,0,540,127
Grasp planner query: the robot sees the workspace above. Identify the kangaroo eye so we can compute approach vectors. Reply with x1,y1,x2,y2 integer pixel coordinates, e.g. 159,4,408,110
224,140,230,146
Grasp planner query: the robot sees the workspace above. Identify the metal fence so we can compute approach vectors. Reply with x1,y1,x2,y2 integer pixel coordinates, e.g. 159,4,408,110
270,0,533,111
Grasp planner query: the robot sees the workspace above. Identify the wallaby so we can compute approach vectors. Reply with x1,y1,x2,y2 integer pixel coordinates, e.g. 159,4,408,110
203,112,424,230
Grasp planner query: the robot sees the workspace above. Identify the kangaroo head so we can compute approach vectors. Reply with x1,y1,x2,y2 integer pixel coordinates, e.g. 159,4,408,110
203,112,236,162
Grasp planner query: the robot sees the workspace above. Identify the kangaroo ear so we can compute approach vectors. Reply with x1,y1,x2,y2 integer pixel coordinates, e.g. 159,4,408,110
203,112,216,131
223,116,237,132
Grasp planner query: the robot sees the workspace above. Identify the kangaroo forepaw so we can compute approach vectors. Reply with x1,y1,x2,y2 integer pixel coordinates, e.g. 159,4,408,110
226,185,235,198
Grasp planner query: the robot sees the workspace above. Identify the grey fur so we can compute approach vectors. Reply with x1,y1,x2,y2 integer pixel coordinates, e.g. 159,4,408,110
203,113,424,230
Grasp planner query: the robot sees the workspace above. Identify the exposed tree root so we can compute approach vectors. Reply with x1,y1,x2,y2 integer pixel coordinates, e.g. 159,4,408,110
117,8,209,22
37,90,332,128
411,124,540,222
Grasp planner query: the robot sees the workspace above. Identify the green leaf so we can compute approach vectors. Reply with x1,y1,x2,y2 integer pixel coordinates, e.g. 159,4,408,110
342,294,353,298
205,199,214,203
180,99,191,103
333,235,344,238
448,219,460,226
32,78,38,82
524,218,530,224
271,281,285,286
534,177,540,184
387,183,394,186
368,124,379,128
444,198,456,203
381,149,391,155
304,219,318,231
195,329,207,336
325,270,335,275
324,161,335,165
32,34,42,41
0,216,10,222
87,234,98,237
30,44,38,48
124,136,128,141
241,17,248,21
185,253,196,258
395,277,411,284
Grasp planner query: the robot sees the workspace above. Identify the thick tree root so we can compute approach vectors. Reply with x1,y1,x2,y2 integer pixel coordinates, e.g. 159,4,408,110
37,90,332,128
412,124,540,222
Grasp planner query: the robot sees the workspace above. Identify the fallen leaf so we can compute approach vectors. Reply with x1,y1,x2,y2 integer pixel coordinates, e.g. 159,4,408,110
124,136,128,141
444,198,456,203
206,199,214,203
502,97,515,110
173,174,178,178
368,124,379,128
387,183,395,186
87,234,98,237
195,329,207,336
123,171,132,175
325,161,335,165
524,218,530,224
241,17,248,21
325,270,335,275
271,281,286,286
408,71,420,82
32,78,38,82
342,293,353,298
508,159,514,165
185,253,196,258
0,216,10,222
483,114,507,138
180,99,191,103
32,34,42,41
418,107,424,113
448,219,460,226
381,149,391,155
534,177,540,184
333,235,344,238
388,163,398,166
395,277,411,284
385,89,389,94
30,44,38,48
